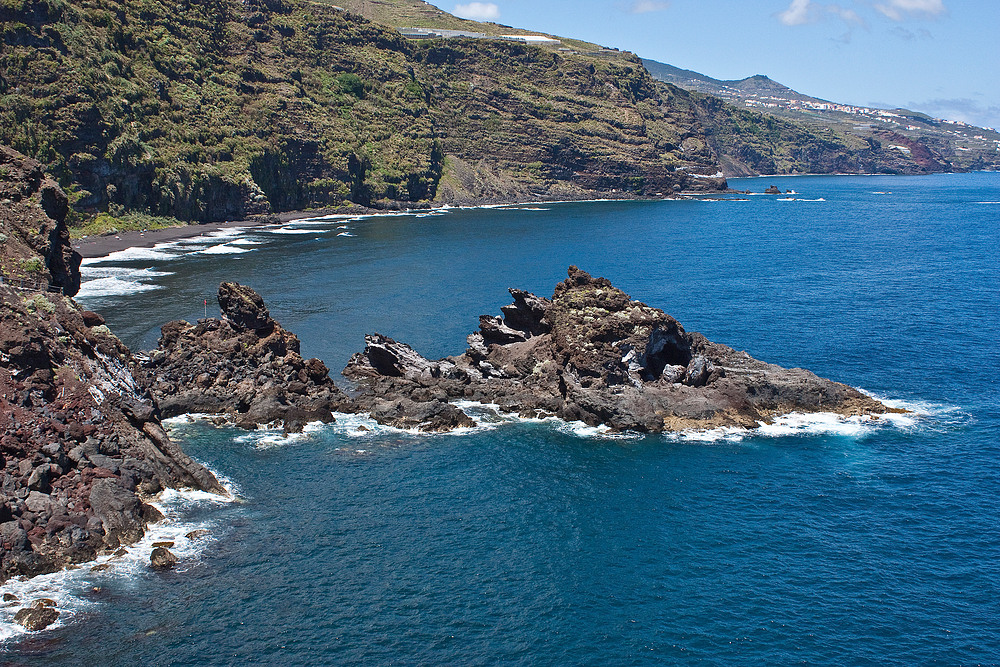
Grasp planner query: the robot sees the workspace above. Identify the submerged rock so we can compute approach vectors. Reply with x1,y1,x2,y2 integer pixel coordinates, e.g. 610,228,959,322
345,266,900,433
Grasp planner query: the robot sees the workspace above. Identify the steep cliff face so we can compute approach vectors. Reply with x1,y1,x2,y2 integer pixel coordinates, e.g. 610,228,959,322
414,42,725,201
0,0,726,224
0,145,224,585
0,146,81,296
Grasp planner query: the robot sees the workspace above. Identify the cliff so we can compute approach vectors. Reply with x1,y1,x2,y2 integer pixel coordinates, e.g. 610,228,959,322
0,0,725,226
0,145,81,295
0,146,224,593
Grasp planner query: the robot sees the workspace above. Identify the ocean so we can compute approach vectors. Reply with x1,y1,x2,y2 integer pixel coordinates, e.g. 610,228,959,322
2,173,998,664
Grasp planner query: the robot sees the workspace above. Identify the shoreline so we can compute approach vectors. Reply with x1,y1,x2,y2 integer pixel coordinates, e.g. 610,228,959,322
72,196,709,259
72,209,347,259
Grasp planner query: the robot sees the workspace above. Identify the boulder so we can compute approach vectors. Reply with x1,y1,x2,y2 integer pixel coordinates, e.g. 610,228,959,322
13,604,59,631
150,546,178,570
89,478,146,549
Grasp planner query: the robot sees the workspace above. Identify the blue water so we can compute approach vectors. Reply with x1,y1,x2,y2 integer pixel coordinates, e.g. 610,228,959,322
6,173,1000,664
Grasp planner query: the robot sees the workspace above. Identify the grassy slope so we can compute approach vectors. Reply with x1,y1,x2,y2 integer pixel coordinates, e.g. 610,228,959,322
0,0,726,229
1,0,444,221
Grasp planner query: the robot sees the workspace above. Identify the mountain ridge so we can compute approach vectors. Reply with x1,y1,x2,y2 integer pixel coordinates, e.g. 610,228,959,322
642,57,1000,173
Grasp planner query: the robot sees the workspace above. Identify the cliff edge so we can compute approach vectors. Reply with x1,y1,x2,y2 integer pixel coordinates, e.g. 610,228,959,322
0,146,224,591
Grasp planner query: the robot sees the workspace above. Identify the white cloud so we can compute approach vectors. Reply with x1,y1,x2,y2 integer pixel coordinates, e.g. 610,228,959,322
874,0,945,21
828,5,864,25
630,0,670,13
454,2,500,21
778,0,943,27
777,0,814,25
777,0,865,29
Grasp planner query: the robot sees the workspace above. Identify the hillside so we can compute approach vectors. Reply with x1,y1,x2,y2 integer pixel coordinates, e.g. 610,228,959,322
643,58,1000,173
0,0,725,228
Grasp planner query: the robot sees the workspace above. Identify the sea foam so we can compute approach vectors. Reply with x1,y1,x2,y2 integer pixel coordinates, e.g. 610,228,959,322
0,471,235,644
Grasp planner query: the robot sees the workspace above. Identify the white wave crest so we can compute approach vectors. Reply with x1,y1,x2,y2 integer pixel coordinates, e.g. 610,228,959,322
80,265,172,280
84,243,181,264
76,276,164,299
0,473,235,643
198,243,251,255
269,227,314,235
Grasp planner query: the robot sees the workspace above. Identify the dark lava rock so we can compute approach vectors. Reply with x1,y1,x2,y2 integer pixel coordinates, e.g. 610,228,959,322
345,266,902,433
89,479,147,549
13,604,59,631
150,546,178,570
81,310,105,327
140,283,353,431
218,281,274,333
1,143,226,585
764,185,782,194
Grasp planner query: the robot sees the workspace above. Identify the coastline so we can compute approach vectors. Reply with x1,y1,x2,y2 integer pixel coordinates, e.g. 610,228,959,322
72,193,730,259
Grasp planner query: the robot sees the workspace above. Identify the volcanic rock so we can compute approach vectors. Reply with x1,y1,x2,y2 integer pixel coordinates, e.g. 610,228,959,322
140,282,353,431
0,144,225,585
345,266,900,433
13,603,59,631
149,546,178,570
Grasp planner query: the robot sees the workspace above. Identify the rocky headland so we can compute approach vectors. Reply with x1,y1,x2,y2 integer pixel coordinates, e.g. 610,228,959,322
345,266,899,432
1,146,224,629
140,282,354,433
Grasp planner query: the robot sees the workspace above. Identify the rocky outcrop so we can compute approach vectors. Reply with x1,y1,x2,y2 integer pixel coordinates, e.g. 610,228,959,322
13,599,60,631
140,282,353,432
345,267,899,432
0,285,225,583
0,144,224,585
0,145,81,296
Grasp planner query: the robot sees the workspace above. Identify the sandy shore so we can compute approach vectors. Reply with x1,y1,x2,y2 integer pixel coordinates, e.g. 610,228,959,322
72,208,358,259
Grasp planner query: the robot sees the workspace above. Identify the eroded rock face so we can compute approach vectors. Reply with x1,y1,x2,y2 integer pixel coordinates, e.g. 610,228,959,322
0,285,224,584
141,282,352,432
345,266,899,432
0,145,81,296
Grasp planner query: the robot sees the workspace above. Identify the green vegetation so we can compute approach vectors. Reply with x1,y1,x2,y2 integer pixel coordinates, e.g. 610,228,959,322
18,256,43,274
23,293,55,314
0,0,725,228
1,0,443,222
70,211,188,238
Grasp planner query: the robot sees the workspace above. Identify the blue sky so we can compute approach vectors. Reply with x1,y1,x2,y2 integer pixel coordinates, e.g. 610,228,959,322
448,0,1000,130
